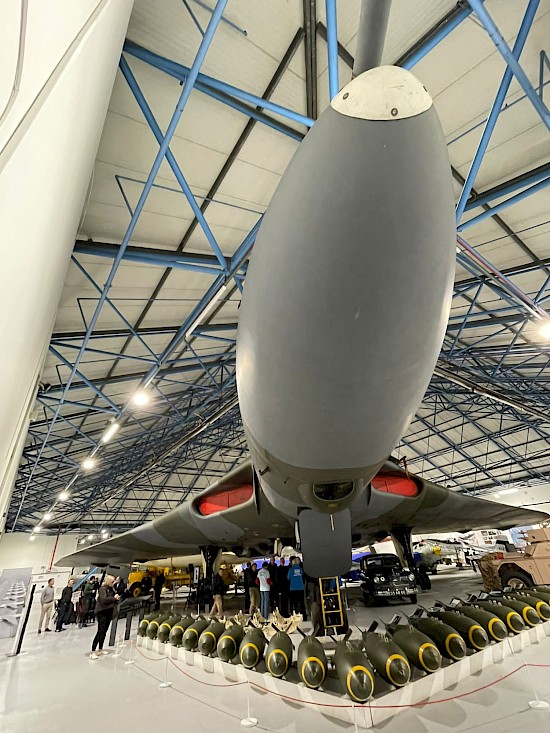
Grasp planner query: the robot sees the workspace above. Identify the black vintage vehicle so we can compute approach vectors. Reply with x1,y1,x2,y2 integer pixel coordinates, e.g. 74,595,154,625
360,553,418,605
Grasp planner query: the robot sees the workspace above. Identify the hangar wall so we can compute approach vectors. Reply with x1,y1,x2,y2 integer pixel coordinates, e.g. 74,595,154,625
0,0,134,534
0,532,78,574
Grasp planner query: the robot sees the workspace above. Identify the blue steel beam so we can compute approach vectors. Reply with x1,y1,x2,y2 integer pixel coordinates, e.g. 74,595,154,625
123,40,315,129
325,0,339,99
455,0,540,221
11,1,230,529
467,0,550,133
459,175,550,231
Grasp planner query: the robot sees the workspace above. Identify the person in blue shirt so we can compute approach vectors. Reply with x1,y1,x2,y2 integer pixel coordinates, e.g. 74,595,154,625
287,557,305,616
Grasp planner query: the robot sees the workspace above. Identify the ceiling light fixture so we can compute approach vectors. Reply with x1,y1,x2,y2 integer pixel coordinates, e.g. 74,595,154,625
58,491,70,501
499,488,518,496
87,534,94,540
79,539,86,545
82,457,95,471
101,423,120,443
131,391,150,407
30,535,36,542
185,284,228,340
538,320,550,341
43,512,52,521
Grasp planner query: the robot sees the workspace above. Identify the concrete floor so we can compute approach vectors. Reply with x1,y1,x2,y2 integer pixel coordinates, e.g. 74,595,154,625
1,566,550,732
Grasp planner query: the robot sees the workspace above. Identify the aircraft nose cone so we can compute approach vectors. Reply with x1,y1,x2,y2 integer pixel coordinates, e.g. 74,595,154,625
346,666,375,703
267,650,289,678
301,659,326,688
446,634,466,661
418,644,441,673
240,643,260,669
387,656,411,686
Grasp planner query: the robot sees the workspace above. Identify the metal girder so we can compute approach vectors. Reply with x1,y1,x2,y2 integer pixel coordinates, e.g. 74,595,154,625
9,2,550,535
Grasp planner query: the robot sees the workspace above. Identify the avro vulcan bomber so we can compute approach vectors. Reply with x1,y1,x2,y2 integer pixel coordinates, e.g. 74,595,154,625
60,8,548,577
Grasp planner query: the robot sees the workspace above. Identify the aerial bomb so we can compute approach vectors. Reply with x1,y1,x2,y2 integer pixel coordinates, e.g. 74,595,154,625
492,596,539,626
333,640,375,703
525,587,550,604
146,612,172,640
138,611,161,637
182,617,210,651
297,634,328,689
169,615,195,646
157,614,182,643
361,630,410,687
266,630,294,678
239,628,267,669
198,620,226,656
452,604,508,641
466,599,524,634
502,593,550,621
388,623,441,673
429,609,489,651
410,617,467,661
217,623,245,662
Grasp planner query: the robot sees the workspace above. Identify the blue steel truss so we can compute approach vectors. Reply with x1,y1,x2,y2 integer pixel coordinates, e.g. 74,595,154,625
8,0,550,536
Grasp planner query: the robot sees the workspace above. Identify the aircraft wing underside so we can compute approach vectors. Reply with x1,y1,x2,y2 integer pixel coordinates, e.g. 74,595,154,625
58,461,548,568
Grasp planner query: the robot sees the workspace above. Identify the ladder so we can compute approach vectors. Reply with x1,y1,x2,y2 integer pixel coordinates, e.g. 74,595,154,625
318,576,344,633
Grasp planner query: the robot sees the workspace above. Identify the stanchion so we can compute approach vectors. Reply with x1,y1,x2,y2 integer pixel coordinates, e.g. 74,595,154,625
113,634,124,658
240,682,258,728
125,638,136,665
159,657,172,688
524,660,550,710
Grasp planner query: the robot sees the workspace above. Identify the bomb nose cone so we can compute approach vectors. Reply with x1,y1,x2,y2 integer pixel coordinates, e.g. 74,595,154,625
346,666,375,703
240,642,260,669
386,656,411,687
536,601,550,620
198,633,216,656
525,608,540,626
217,636,237,661
182,629,199,651
488,619,508,641
267,650,289,678
446,634,467,661
508,613,525,633
418,643,441,673
470,626,489,650
301,658,326,689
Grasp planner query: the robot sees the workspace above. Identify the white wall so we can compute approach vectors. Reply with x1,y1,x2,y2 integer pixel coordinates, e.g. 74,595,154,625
0,0,134,532
0,532,78,574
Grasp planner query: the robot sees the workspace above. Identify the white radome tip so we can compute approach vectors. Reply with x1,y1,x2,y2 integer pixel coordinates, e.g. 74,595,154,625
331,66,433,121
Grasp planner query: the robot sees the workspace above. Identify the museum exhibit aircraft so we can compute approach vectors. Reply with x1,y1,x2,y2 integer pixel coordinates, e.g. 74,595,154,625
59,457,547,576
59,5,548,578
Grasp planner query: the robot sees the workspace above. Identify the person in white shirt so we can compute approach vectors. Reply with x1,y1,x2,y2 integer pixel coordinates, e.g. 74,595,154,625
257,562,272,619
38,578,55,633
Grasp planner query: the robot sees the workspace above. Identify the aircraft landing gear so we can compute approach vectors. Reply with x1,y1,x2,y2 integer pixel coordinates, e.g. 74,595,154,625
199,545,222,611
391,526,431,592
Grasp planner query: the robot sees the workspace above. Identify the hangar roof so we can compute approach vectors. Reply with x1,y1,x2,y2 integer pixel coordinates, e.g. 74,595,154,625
9,0,550,537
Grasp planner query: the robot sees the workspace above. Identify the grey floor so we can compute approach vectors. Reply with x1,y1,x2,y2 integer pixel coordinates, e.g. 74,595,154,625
1,567,550,732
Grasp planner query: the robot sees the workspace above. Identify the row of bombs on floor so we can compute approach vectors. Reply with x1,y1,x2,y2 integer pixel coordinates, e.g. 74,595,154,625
137,587,550,704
